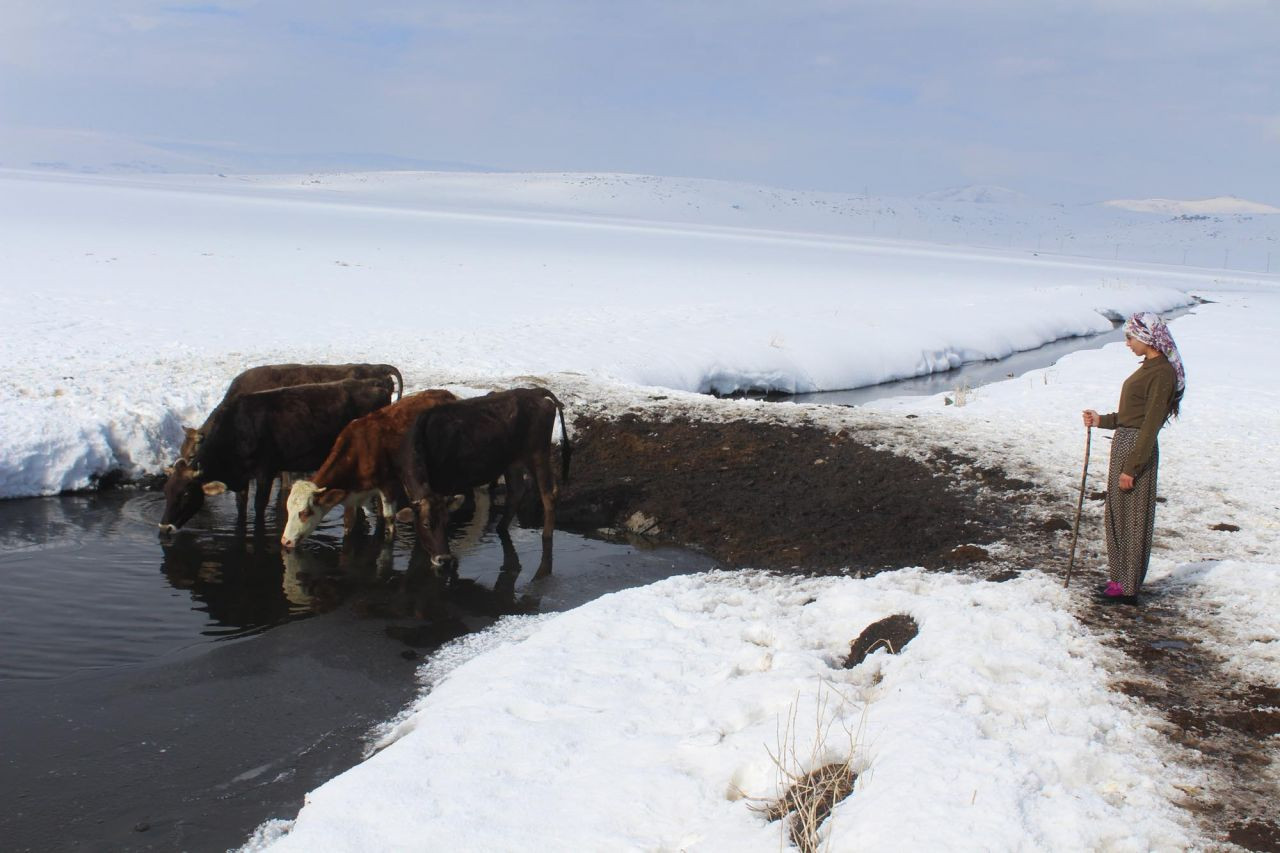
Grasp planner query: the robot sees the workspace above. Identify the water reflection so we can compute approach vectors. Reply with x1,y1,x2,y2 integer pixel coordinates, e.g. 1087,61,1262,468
159,529,305,637
155,495,543,650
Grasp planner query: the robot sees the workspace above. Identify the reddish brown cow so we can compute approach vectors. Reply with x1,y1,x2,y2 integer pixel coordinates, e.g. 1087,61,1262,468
396,387,570,577
280,389,459,548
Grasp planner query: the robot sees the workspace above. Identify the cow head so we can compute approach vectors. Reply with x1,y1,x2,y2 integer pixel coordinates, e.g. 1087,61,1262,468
177,426,203,462
158,459,226,533
395,497,456,570
281,481,348,549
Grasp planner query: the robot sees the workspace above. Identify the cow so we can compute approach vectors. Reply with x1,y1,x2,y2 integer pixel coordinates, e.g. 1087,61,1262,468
396,387,570,578
280,389,460,549
177,362,405,462
159,377,394,533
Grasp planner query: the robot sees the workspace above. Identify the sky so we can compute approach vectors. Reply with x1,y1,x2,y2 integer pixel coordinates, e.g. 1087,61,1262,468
2,0,1278,204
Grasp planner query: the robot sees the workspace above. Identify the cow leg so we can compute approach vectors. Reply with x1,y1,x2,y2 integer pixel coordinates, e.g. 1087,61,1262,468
277,472,293,515
378,490,397,541
235,488,249,525
497,466,527,533
530,451,557,578
492,527,522,610
253,473,272,524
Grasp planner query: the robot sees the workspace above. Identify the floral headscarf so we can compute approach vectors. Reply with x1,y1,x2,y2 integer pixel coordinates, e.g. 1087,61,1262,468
1124,312,1185,392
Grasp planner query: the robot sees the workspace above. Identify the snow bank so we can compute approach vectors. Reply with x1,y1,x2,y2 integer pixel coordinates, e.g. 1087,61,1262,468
250,570,1199,852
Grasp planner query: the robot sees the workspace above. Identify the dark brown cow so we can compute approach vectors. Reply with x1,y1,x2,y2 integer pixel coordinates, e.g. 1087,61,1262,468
280,389,460,548
396,387,570,577
178,362,405,461
159,377,394,532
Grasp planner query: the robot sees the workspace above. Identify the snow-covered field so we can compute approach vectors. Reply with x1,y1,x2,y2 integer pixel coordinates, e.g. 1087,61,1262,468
0,166,1239,498
3,168,1278,850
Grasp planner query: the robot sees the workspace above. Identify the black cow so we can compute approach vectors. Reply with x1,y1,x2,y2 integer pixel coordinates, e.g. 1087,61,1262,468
160,377,394,532
397,388,570,577
177,362,405,462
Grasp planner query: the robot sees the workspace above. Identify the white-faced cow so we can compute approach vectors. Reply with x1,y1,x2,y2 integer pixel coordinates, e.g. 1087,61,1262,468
159,377,394,532
396,387,570,578
280,389,460,549
177,362,405,462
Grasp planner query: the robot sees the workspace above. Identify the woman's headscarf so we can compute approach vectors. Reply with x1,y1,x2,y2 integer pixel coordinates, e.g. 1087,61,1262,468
1124,312,1186,392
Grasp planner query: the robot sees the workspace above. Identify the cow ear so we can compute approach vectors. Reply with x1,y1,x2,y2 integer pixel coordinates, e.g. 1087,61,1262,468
184,427,197,439
394,507,415,523
318,488,347,509
164,465,175,476
202,481,228,496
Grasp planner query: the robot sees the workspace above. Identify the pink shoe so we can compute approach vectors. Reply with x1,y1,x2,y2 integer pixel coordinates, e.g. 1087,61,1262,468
1104,581,1125,597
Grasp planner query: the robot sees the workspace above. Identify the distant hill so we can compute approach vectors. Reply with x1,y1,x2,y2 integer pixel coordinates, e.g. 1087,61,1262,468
1102,196,1280,215
0,127,493,176
918,185,1031,204
242,170,1278,273
3,135,1276,272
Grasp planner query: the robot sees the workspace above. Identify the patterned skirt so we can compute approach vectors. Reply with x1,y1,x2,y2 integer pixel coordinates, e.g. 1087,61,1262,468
1104,427,1159,596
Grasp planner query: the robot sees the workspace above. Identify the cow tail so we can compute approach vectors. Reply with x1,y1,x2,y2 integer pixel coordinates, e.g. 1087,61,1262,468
542,389,571,485
387,365,404,400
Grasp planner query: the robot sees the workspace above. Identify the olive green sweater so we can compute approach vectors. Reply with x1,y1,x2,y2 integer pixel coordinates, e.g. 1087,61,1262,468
1097,353,1178,477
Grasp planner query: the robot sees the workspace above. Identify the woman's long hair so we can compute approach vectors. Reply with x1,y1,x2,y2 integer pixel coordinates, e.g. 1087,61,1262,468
1166,387,1184,424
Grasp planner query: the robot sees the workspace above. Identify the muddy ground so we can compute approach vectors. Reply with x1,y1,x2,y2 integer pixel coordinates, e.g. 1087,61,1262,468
558,412,1039,575
556,410,1280,852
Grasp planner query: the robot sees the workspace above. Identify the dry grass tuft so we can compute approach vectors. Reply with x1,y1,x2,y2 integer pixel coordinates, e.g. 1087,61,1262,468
744,682,863,853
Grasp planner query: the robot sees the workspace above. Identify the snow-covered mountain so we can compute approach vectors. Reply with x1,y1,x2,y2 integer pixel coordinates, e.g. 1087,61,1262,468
1102,196,1280,216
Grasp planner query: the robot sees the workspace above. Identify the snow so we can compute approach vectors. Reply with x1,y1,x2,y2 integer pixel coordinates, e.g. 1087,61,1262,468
252,571,1197,853
1103,196,1280,216
0,166,1250,498
3,167,1278,850
918,185,1031,205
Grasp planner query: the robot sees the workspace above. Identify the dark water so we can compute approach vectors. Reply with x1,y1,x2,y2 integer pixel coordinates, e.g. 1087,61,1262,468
0,489,717,851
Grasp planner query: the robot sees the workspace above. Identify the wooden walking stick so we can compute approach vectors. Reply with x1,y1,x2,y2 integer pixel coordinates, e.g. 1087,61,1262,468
1065,425,1092,588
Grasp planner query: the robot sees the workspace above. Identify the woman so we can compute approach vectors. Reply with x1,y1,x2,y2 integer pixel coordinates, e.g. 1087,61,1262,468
1081,312,1186,605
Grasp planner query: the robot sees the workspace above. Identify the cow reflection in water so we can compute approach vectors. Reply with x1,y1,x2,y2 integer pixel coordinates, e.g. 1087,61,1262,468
159,528,300,633
162,490,541,648
280,534,397,612
381,529,538,649
157,460,547,654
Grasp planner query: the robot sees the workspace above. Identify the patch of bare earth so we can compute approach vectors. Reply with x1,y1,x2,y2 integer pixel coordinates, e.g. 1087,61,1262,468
556,408,1278,850
1079,596,1280,851
558,412,1034,575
